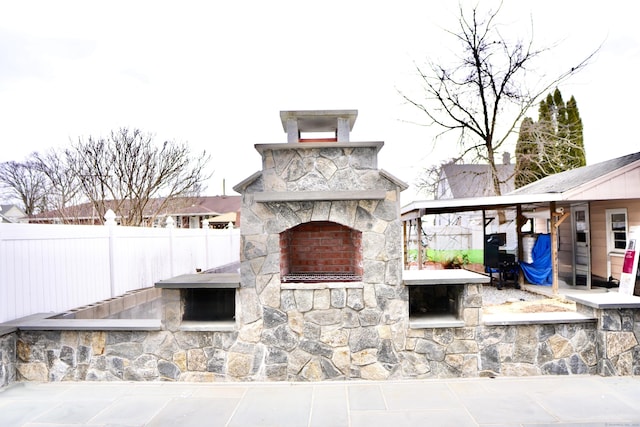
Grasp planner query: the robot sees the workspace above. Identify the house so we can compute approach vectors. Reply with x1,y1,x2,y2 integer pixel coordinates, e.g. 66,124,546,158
0,204,27,223
402,150,640,294
412,154,516,269
28,195,241,228
435,153,515,200
509,151,640,289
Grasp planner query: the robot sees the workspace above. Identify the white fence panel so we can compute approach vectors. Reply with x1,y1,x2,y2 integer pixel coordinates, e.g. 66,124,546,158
0,223,240,323
0,223,111,322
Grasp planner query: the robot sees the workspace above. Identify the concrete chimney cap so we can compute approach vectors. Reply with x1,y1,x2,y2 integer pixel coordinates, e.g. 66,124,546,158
279,110,358,132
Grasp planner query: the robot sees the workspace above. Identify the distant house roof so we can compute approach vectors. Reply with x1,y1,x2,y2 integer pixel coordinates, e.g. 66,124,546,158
0,204,27,223
509,151,640,198
438,163,515,199
29,195,241,224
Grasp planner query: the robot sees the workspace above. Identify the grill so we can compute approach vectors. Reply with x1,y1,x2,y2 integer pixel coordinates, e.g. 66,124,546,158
281,272,362,283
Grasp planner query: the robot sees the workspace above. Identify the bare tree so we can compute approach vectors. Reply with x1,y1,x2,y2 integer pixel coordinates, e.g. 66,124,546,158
414,157,461,199
0,158,49,215
30,149,85,221
400,2,598,195
68,128,212,226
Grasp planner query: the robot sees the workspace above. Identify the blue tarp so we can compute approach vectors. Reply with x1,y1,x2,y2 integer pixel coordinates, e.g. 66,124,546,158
519,234,553,286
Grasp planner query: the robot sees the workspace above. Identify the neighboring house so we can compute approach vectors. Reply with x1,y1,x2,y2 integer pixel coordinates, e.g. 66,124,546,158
436,154,515,200
403,150,640,292
29,195,241,229
425,153,516,255
0,204,27,223
510,151,640,288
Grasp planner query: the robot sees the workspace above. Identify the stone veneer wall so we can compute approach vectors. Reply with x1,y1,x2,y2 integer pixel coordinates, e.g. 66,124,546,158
10,315,635,382
8,293,640,382
0,331,17,388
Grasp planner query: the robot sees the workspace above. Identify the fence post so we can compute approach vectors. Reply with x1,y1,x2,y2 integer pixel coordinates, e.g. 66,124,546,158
104,209,117,298
165,216,175,277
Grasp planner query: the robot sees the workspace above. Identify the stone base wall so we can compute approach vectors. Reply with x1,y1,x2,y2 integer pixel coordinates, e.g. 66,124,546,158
10,299,640,383
0,331,17,388
597,308,640,376
477,323,599,376
12,323,602,382
13,319,627,382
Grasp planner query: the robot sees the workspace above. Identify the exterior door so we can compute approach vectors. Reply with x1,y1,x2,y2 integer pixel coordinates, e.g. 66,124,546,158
572,205,591,288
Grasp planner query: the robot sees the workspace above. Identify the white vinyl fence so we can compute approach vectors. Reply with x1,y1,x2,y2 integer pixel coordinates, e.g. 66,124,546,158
0,221,240,323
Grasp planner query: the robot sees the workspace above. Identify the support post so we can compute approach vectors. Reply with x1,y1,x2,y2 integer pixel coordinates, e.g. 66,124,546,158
516,204,525,286
417,217,423,270
550,201,559,294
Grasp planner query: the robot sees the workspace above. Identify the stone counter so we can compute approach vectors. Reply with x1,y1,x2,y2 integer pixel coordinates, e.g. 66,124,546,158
403,269,487,329
566,291,640,376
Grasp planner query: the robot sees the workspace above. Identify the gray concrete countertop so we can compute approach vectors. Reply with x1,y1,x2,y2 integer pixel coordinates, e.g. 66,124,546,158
155,273,240,288
403,269,490,286
566,291,640,309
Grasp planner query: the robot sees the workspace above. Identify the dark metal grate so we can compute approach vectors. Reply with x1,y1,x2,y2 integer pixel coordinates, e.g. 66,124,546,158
281,272,362,283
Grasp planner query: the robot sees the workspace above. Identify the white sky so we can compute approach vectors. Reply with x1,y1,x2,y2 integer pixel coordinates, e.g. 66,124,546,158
1,1,638,205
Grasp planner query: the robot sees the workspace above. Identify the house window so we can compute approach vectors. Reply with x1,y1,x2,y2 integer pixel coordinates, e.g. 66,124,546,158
606,209,628,253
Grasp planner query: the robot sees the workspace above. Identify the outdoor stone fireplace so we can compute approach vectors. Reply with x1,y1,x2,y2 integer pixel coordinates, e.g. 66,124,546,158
231,109,411,380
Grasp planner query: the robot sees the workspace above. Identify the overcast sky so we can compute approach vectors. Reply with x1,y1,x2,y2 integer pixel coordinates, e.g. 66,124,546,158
1,1,638,204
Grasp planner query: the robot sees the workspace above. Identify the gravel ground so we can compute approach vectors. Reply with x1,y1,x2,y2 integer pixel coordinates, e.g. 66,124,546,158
481,284,549,306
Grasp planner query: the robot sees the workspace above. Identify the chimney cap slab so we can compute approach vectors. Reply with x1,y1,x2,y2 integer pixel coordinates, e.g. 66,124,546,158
280,110,358,132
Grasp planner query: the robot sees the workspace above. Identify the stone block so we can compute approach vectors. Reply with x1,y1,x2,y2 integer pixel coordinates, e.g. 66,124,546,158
606,331,638,358
330,288,346,308
17,362,48,381
314,289,331,310
360,362,389,380
320,327,348,347
347,289,364,311
462,307,480,326
187,349,207,371
239,319,264,343
227,352,253,378
548,334,573,359
294,290,314,312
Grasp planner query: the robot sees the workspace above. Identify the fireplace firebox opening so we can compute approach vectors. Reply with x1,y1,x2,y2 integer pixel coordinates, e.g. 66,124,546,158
280,221,363,283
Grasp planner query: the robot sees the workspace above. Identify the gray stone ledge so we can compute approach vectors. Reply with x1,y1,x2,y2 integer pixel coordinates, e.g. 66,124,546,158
403,269,490,285
566,292,640,309
483,311,596,326
179,321,236,332
0,326,17,336
253,190,387,203
155,273,240,288
13,318,162,331
280,282,364,290
255,141,384,154
409,314,464,329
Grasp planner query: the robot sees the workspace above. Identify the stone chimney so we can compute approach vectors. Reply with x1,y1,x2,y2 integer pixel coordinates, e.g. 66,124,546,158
503,152,511,165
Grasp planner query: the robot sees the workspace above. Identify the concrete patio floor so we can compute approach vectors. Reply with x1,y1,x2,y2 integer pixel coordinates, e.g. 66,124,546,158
1,375,640,426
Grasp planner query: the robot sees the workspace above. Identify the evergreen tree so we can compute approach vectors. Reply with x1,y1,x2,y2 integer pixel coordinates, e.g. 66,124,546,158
565,96,586,169
514,89,586,188
514,118,542,188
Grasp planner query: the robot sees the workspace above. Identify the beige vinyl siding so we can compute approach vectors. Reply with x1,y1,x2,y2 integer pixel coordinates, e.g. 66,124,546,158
590,200,640,280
